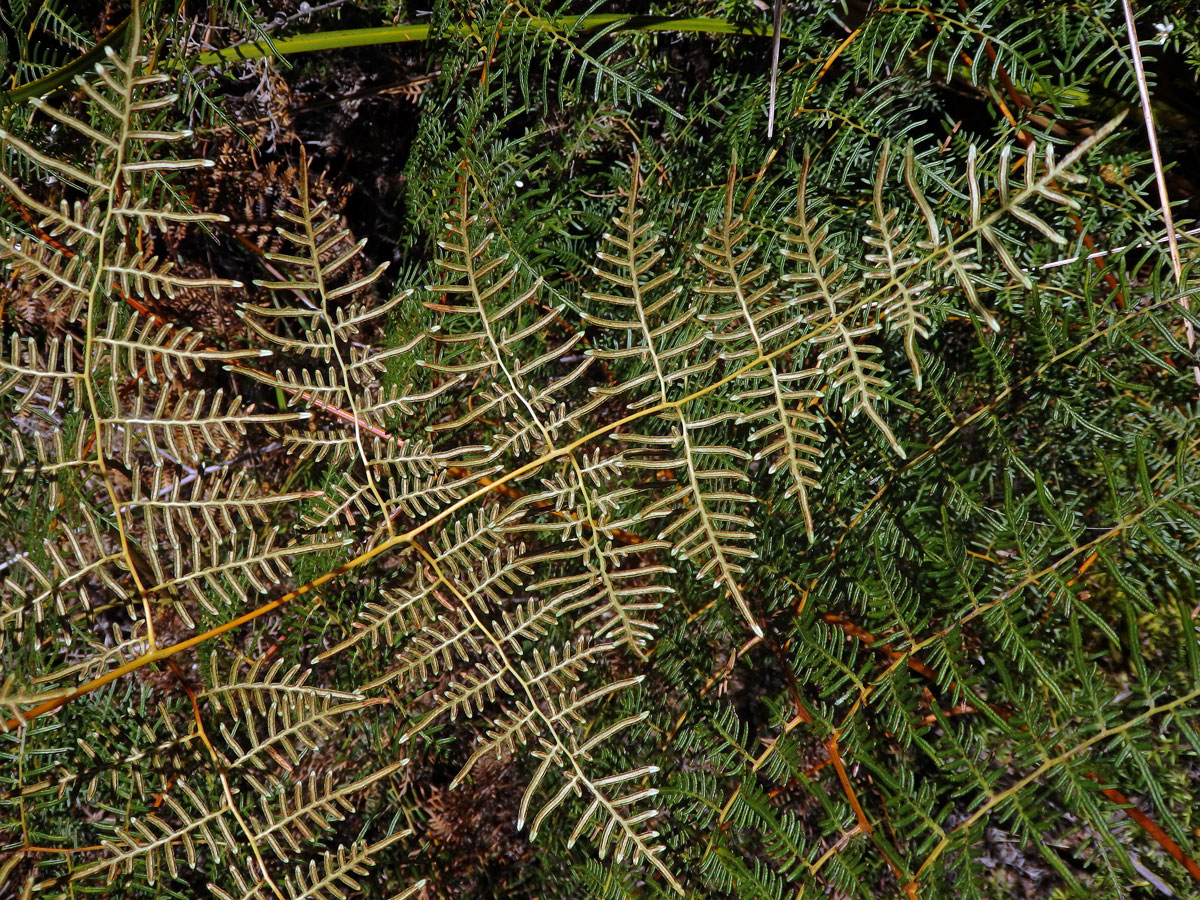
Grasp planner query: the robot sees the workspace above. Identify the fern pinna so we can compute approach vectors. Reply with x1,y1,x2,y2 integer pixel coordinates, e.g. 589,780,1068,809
3,2,1200,899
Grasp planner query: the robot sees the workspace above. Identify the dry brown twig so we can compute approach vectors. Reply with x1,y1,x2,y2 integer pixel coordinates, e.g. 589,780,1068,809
1121,0,1200,390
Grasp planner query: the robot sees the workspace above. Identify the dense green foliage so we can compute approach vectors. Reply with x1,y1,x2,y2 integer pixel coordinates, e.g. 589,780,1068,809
3,1,1200,899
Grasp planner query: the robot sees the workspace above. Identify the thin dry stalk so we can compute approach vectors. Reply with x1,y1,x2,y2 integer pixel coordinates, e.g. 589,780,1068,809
1121,0,1200,389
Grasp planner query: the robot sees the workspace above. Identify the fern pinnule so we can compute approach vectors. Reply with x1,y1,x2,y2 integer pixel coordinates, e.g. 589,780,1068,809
365,604,480,692
525,536,672,652
300,439,480,534
784,164,904,458
272,833,410,900
220,696,384,773
104,387,297,466
244,153,407,544
71,778,241,886
697,161,825,540
587,161,762,636
518,713,680,893
421,179,600,467
314,583,438,662
1,504,127,648
865,143,932,390
0,332,79,416
124,469,334,619
202,653,363,719
898,116,1124,334
247,760,410,862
